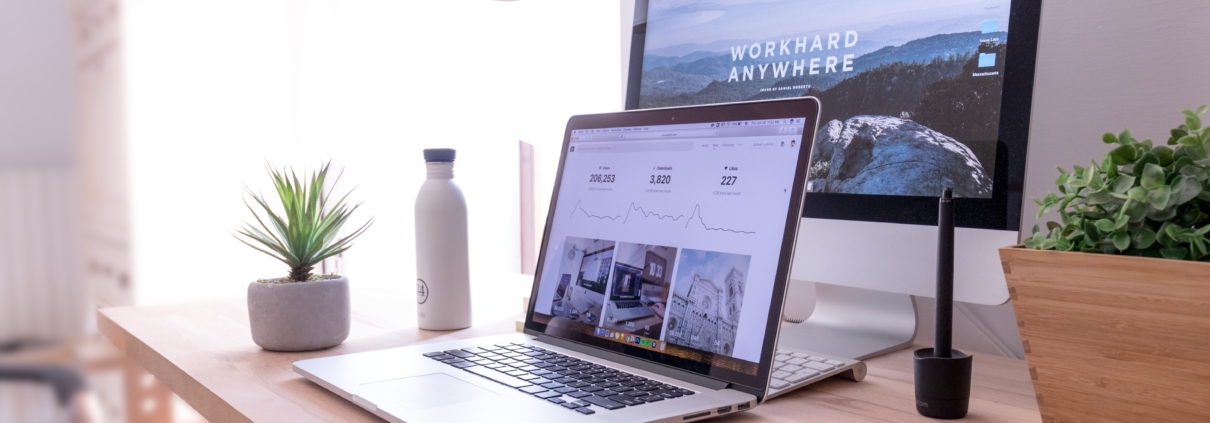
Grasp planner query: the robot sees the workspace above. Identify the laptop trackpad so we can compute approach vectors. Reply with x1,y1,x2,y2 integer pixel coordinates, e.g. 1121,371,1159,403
359,373,500,410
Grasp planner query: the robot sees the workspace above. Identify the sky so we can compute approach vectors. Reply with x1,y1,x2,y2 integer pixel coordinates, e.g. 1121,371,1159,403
645,0,1012,51
672,248,751,298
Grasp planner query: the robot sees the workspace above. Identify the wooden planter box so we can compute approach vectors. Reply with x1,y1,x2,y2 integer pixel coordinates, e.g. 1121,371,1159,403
999,246,1210,422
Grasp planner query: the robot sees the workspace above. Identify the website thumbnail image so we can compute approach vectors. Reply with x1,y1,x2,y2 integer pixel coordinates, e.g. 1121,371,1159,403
545,236,753,359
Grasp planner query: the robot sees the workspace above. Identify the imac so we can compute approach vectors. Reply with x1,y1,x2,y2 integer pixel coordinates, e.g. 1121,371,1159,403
624,0,1042,359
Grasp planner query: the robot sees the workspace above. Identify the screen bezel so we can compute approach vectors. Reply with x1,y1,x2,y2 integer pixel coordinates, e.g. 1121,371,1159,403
625,0,1043,232
524,97,821,394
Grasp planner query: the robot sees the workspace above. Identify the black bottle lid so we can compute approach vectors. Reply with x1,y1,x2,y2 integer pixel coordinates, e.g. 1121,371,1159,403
423,148,456,162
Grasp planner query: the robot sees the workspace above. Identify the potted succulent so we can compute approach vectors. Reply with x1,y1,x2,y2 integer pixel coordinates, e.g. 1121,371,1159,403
235,162,372,352
1000,106,1210,422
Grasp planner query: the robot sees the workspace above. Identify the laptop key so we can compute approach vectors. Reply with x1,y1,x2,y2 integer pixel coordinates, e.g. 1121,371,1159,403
422,351,445,357
517,374,539,381
519,385,548,394
676,389,695,396
541,382,564,389
506,370,528,377
547,397,566,404
534,391,561,399
581,386,603,393
560,402,581,410
444,350,474,358
609,395,640,406
462,347,488,355
653,389,681,398
529,378,553,385
611,386,634,393
554,387,579,394
554,377,577,384
464,366,531,388
624,391,650,397
643,395,664,402
572,400,591,408
429,354,454,361
450,361,476,369
566,382,590,388
598,390,618,397
567,391,592,399
770,379,791,389
582,395,626,410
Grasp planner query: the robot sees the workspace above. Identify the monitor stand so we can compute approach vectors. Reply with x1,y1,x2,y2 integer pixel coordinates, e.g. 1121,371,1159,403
776,282,918,361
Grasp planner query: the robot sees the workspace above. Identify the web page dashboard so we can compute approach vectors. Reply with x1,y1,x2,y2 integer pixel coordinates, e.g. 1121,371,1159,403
532,118,806,369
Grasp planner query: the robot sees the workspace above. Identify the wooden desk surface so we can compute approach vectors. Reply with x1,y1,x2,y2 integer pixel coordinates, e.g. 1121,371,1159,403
98,280,1040,423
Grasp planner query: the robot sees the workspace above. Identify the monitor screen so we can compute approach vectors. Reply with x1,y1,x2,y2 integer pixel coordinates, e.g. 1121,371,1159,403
529,114,809,385
610,262,643,299
636,0,1019,201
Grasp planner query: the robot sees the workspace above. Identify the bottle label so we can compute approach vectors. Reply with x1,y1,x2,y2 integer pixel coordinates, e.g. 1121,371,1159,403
416,279,430,304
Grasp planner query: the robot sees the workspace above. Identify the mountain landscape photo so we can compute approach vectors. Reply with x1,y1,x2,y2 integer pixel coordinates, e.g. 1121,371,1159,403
639,0,1013,198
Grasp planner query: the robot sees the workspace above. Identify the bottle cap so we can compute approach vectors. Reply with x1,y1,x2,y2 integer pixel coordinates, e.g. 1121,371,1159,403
423,148,456,162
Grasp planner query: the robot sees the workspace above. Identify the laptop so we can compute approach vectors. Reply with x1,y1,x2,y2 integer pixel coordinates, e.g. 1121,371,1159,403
295,97,826,422
606,261,653,323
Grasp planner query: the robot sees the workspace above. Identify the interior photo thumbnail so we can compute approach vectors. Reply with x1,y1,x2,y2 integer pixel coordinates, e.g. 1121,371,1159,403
548,237,616,325
600,243,678,339
664,249,751,357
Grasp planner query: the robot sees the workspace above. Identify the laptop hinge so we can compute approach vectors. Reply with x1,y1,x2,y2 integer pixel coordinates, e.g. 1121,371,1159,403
534,333,729,391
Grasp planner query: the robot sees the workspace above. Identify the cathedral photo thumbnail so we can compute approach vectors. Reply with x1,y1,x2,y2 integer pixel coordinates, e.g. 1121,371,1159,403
663,249,751,357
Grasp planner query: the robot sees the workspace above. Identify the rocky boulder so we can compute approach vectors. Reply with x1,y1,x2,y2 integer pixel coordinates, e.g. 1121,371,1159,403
807,116,992,197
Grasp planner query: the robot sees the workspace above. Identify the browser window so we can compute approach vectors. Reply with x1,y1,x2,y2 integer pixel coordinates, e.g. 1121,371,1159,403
531,117,807,374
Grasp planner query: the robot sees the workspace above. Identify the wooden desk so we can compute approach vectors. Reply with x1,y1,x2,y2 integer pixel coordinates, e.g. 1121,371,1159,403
98,282,1040,423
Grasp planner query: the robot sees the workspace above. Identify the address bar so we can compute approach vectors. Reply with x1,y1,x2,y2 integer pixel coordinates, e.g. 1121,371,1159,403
615,129,719,140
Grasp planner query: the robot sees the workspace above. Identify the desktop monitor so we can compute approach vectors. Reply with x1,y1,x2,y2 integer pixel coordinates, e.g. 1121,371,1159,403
624,0,1042,357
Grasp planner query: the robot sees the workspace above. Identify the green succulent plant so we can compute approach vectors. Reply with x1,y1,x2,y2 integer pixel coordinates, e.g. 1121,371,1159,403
235,161,373,282
1025,106,1210,260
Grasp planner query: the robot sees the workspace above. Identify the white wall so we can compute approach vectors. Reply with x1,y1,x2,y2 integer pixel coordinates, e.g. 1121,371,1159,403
0,0,87,342
619,0,1210,359
124,1,621,305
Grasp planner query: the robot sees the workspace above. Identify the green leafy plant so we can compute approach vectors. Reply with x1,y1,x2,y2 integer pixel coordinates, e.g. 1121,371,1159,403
1026,106,1210,260
235,162,373,282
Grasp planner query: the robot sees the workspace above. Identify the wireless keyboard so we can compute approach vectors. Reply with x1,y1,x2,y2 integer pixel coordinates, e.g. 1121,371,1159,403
765,346,865,400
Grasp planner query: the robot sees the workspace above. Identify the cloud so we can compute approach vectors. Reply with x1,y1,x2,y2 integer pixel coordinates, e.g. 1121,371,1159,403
651,9,727,32
650,0,783,10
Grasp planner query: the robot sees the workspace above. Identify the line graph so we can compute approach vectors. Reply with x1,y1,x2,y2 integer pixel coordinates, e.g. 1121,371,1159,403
569,200,756,234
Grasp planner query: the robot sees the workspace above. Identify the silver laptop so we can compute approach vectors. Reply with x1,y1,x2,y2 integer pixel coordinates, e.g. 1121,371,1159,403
294,97,830,422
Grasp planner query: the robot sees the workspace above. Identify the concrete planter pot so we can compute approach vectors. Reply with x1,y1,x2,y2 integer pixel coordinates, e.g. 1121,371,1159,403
247,276,350,352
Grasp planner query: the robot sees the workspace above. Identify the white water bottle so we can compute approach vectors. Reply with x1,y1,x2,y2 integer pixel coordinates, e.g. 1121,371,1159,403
415,148,472,330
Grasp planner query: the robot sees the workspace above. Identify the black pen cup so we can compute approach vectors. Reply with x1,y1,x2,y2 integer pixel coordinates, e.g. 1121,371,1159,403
913,348,973,419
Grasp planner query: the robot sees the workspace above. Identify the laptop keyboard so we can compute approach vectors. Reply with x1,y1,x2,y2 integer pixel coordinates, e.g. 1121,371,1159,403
424,342,695,415
613,300,644,309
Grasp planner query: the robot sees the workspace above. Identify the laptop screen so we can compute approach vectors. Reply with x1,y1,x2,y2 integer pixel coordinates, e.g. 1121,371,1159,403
527,99,816,390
